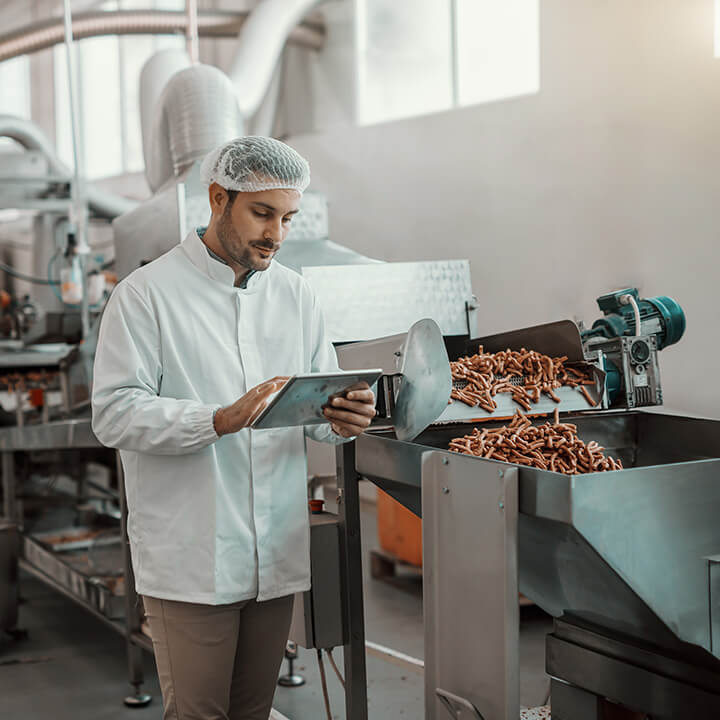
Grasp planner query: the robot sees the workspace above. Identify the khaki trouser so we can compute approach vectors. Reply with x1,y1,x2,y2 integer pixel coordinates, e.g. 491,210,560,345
143,594,294,720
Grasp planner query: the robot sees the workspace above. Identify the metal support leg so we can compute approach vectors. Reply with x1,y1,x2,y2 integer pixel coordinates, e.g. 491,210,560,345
117,452,152,709
550,679,602,720
2,451,17,523
336,441,368,720
422,452,520,720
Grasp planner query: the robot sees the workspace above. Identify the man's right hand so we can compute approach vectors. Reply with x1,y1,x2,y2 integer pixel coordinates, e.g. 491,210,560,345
213,377,289,437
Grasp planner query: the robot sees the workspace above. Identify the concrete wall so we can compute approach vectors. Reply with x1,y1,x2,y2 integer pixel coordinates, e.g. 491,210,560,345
288,0,720,418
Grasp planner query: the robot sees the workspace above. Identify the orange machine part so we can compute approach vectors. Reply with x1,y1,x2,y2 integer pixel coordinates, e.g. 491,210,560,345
29,388,44,408
376,489,423,568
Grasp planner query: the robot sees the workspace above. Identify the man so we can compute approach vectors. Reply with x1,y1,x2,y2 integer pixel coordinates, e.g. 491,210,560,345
92,137,376,720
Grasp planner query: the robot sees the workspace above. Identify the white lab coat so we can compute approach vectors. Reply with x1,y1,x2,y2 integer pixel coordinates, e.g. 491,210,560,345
92,229,346,604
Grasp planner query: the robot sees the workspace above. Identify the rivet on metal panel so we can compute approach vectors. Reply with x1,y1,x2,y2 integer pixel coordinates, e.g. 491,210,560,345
442,487,450,494
498,501,505,510
441,457,449,465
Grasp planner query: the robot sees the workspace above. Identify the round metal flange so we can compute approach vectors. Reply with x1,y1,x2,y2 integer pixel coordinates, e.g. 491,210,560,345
124,693,152,708
393,318,452,442
278,674,306,687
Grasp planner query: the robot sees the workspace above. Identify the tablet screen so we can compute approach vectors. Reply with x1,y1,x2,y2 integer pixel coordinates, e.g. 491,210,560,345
251,369,383,430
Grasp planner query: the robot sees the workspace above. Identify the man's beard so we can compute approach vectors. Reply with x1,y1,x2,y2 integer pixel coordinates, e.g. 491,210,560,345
217,207,259,271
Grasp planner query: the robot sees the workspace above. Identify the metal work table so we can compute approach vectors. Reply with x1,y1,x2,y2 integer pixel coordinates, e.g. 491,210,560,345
0,416,154,706
337,411,720,719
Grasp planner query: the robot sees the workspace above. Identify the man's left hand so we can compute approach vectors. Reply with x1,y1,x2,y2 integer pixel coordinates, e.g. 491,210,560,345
323,382,376,438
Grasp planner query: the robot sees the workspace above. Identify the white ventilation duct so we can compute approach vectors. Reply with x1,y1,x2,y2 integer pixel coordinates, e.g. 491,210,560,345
145,64,244,193
140,0,325,192
229,0,325,119
0,114,135,220
139,48,191,186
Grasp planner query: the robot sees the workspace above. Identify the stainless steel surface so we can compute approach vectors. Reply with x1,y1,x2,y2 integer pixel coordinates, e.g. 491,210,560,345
289,512,343,650
22,535,124,620
437,378,603,423
336,333,406,375
475,319,586,362
422,452,519,720
0,417,99,451
446,320,605,422
709,555,720,655
436,688,486,719
251,370,382,430
357,411,720,663
393,319,451,441
302,260,474,342
0,523,18,632
0,9,325,63
0,344,75,369
547,625,720,719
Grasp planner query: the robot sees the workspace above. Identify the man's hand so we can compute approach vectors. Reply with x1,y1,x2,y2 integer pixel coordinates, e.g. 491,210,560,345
322,382,376,438
213,377,289,436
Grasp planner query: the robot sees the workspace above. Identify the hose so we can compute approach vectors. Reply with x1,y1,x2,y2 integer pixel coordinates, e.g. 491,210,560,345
0,260,59,285
326,648,345,688
316,649,332,720
0,10,324,63
621,294,642,337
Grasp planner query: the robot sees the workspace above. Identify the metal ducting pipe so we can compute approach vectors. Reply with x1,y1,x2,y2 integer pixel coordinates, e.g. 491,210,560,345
229,0,326,119
146,64,243,192
0,114,135,220
0,9,325,63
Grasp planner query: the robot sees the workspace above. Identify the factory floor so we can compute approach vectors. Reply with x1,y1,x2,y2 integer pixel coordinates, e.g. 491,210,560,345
0,492,552,719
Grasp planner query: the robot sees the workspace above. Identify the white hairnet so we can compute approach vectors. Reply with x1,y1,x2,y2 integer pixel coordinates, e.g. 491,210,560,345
200,136,310,194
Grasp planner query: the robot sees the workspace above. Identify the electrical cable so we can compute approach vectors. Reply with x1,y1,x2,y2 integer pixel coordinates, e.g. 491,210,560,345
0,260,59,285
326,648,345,688
627,294,642,337
316,649,332,720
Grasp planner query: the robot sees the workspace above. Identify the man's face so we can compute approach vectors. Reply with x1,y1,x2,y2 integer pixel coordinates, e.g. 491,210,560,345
211,184,301,272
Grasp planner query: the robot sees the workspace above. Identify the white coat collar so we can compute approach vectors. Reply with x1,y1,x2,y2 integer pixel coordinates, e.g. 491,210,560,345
180,229,271,292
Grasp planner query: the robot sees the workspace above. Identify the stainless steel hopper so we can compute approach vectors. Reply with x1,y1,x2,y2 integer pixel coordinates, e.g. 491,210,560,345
333,321,720,720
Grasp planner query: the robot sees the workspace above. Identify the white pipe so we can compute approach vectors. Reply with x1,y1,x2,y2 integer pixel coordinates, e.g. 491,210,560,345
621,294,642,337
0,115,135,220
139,49,192,185
61,0,87,247
61,0,90,340
0,10,324,63
229,0,325,119
145,64,243,193
185,0,199,64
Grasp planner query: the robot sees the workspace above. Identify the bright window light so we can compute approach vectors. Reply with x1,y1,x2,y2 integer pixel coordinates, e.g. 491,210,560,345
715,0,720,57
356,0,453,125
455,0,540,107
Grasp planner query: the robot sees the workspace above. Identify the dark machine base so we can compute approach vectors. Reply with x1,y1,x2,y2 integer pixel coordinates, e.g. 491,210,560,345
4,627,28,641
548,619,720,720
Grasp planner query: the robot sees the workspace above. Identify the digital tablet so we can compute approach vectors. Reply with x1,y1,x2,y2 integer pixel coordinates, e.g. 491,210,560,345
251,369,383,430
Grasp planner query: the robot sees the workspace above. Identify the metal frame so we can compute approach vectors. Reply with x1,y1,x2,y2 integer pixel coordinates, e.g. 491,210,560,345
337,442,522,720
0,418,152,705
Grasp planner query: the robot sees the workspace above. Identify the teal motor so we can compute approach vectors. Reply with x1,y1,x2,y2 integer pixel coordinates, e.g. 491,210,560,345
581,288,685,407
582,288,686,350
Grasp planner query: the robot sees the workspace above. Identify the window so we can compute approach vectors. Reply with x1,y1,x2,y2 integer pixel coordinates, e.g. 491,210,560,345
54,0,185,179
455,0,539,107
356,0,453,125
355,0,540,126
